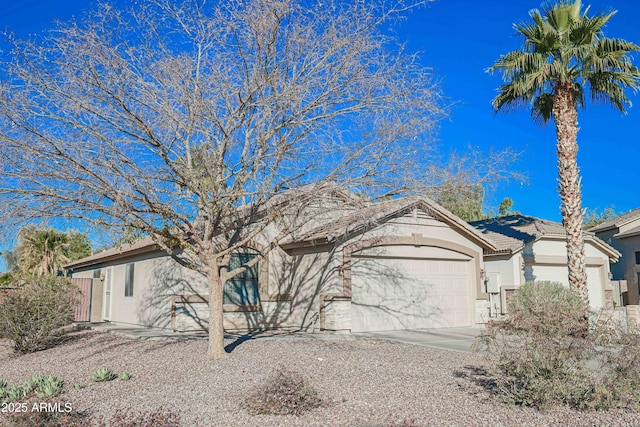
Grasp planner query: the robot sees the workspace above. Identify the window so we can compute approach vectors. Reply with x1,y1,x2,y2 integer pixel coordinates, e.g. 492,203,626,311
635,252,640,265
223,253,259,305
93,269,102,279
125,263,135,297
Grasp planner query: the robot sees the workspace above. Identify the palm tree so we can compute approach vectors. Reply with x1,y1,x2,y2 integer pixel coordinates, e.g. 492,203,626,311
489,0,640,309
16,226,71,276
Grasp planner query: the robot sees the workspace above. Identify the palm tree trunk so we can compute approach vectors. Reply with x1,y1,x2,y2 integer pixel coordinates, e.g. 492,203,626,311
553,83,589,311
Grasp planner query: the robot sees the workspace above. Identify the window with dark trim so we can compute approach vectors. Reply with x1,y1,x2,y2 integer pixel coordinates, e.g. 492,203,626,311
635,251,640,265
223,253,259,305
93,269,102,279
125,263,135,297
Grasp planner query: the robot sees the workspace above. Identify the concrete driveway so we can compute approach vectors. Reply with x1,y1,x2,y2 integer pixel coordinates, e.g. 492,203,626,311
353,327,484,352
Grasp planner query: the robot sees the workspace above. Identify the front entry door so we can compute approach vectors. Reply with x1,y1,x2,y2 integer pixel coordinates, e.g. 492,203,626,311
103,267,113,321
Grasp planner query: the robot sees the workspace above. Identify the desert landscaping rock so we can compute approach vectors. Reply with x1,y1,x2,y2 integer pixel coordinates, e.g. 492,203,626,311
1,330,640,426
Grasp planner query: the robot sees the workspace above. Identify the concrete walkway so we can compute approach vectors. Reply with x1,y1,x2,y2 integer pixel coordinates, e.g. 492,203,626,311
77,322,351,342
77,322,208,340
78,323,483,352
352,327,484,352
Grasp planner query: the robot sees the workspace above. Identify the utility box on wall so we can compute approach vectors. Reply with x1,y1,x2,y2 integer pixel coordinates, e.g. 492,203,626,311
485,272,501,294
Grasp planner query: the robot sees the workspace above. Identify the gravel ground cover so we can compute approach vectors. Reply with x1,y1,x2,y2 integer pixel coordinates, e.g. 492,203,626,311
1,330,640,426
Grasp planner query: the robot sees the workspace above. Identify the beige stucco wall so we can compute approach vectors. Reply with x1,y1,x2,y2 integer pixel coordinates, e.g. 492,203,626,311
72,208,488,332
98,252,189,328
483,256,521,288
71,270,95,279
530,239,609,258
360,214,485,254
73,242,336,332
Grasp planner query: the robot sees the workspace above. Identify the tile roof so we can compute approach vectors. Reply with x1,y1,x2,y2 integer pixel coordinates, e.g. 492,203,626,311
66,193,499,269
470,214,619,259
65,183,363,269
589,208,640,232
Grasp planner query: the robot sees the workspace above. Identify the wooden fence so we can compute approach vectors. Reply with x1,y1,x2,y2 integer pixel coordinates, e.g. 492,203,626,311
71,278,93,322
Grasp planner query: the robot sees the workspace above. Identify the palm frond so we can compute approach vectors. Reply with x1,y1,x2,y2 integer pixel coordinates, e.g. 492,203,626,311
531,92,554,125
490,0,639,117
588,72,635,111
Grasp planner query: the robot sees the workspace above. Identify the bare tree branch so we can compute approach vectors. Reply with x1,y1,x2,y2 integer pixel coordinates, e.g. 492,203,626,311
0,0,516,358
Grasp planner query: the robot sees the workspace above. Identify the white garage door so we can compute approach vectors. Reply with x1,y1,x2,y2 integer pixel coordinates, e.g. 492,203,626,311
530,265,604,310
351,255,473,332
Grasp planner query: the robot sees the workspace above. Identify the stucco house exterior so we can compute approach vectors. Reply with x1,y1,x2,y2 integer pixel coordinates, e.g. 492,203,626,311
66,195,499,333
590,209,640,305
470,215,620,315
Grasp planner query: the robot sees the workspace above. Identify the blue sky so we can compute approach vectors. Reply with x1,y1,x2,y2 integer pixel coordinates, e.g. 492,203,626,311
400,0,640,220
0,0,639,269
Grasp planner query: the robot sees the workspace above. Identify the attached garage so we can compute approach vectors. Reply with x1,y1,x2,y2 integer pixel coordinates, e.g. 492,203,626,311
471,215,620,314
350,245,475,332
280,196,496,332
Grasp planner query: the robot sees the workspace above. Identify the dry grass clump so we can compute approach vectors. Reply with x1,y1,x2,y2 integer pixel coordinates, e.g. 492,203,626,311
243,366,323,416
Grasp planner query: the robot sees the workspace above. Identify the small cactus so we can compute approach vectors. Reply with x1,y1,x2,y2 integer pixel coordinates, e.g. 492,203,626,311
119,372,132,381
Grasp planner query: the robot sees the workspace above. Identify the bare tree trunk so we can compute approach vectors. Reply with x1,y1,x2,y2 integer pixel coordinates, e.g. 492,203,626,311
553,83,589,311
207,266,226,360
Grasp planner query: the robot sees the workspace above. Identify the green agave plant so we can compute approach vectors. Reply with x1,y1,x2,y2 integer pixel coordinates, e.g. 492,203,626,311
92,367,117,382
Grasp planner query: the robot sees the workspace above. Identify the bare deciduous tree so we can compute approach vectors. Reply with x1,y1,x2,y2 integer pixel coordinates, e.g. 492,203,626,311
0,0,496,358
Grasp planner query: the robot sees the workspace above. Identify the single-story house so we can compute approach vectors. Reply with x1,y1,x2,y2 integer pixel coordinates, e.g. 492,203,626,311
590,208,640,305
66,195,500,333
470,215,620,315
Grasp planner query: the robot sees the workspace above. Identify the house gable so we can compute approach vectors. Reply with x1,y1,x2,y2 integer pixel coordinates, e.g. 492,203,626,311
281,196,496,252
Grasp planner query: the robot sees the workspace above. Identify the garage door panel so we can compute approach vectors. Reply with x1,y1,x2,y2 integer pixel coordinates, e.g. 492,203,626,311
351,255,472,332
586,267,604,310
530,265,604,310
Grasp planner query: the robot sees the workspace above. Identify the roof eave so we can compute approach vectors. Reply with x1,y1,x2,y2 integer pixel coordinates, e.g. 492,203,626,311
280,237,331,250
483,249,516,257
585,236,621,261
65,244,161,270
614,229,640,240
590,224,618,233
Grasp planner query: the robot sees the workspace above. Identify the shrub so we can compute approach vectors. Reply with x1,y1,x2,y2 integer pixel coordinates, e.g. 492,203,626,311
91,367,117,382
476,281,593,408
119,372,132,381
0,276,80,353
476,281,640,410
243,366,323,416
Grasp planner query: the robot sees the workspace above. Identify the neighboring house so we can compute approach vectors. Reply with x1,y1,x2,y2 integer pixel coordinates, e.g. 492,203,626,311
470,215,620,315
590,209,640,305
66,195,499,333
